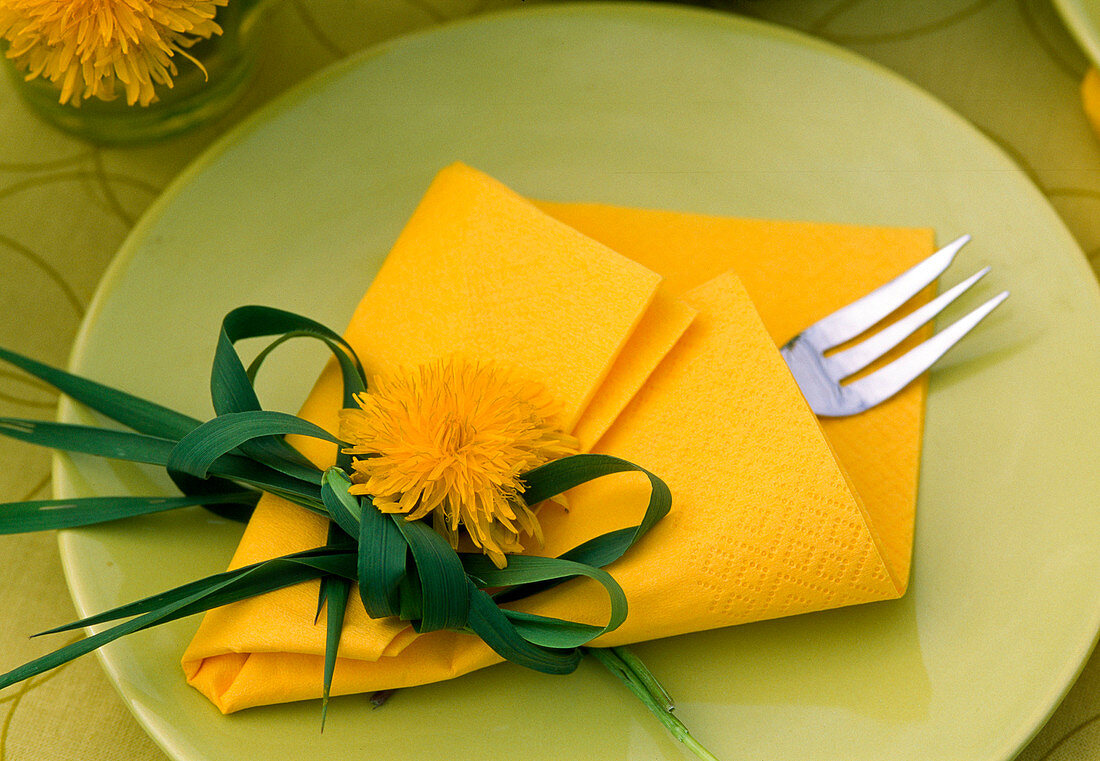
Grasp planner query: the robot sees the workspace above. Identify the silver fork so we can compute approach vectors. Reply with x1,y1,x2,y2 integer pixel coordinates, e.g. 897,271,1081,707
780,235,1009,417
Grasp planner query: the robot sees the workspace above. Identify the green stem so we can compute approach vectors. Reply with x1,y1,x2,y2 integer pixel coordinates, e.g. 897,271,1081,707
584,647,721,761
611,645,675,711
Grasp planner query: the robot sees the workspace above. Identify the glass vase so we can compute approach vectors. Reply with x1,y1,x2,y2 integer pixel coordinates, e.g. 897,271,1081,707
3,0,272,145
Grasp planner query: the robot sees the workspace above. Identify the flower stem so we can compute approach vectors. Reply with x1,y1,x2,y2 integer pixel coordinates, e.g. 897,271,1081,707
584,646,722,761
611,645,675,711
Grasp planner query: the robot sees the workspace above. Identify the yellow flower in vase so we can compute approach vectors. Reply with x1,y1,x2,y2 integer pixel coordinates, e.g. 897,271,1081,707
339,357,579,569
0,0,227,106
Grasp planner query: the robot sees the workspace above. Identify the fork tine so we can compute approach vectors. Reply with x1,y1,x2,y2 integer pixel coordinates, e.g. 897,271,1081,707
804,234,971,350
825,266,990,380
839,289,1009,413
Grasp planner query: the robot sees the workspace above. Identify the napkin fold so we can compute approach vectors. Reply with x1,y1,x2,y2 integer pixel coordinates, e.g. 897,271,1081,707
182,163,933,713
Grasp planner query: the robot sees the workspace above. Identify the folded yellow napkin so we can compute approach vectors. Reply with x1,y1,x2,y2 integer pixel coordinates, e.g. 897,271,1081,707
182,163,933,713
1084,69,1100,140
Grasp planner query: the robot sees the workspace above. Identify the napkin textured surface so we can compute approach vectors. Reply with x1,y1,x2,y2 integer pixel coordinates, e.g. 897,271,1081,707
515,272,901,642
538,201,932,584
183,164,932,712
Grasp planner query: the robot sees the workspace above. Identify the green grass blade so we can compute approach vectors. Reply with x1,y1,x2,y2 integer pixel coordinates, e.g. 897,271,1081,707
3,598,217,690
34,548,357,636
245,330,367,408
320,468,407,632
584,647,720,761
167,410,337,482
210,307,366,484
318,522,354,730
0,345,201,439
522,454,671,544
166,470,257,523
465,583,580,674
0,417,176,463
464,553,628,641
555,527,643,569
211,327,263,418
211,325,314,473
213,306,366,414
494,454,671,605
320,573,350,729
393,518,469,632
219,307,364,384
357,498,408,620
611,645,675,712
395,571,423,622
204,455,322,502
2,549,356,690
499,609,604,648
0,417,325,504
319,468,363,538
315,521,356,623
0,491,258,533
243,330,362,474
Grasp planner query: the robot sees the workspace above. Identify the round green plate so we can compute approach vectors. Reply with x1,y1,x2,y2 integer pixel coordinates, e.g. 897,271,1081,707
55,4,1100,760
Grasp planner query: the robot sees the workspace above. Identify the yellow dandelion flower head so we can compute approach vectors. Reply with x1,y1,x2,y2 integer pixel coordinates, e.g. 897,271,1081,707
0,0,227,106
339,356,578,569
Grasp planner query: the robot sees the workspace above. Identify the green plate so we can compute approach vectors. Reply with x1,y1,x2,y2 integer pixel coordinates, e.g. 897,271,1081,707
55,4,1100,760
1054,0,1100,65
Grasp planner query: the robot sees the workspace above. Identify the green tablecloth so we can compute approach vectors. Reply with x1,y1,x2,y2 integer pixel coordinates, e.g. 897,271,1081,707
1,1,1098,759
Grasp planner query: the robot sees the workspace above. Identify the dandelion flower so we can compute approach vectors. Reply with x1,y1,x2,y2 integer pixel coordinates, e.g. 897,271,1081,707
339,357,578,569
0,0,227,106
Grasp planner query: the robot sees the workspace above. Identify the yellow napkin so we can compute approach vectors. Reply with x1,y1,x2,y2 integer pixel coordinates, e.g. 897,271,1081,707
182,164,933,713
1084,69,1100,140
